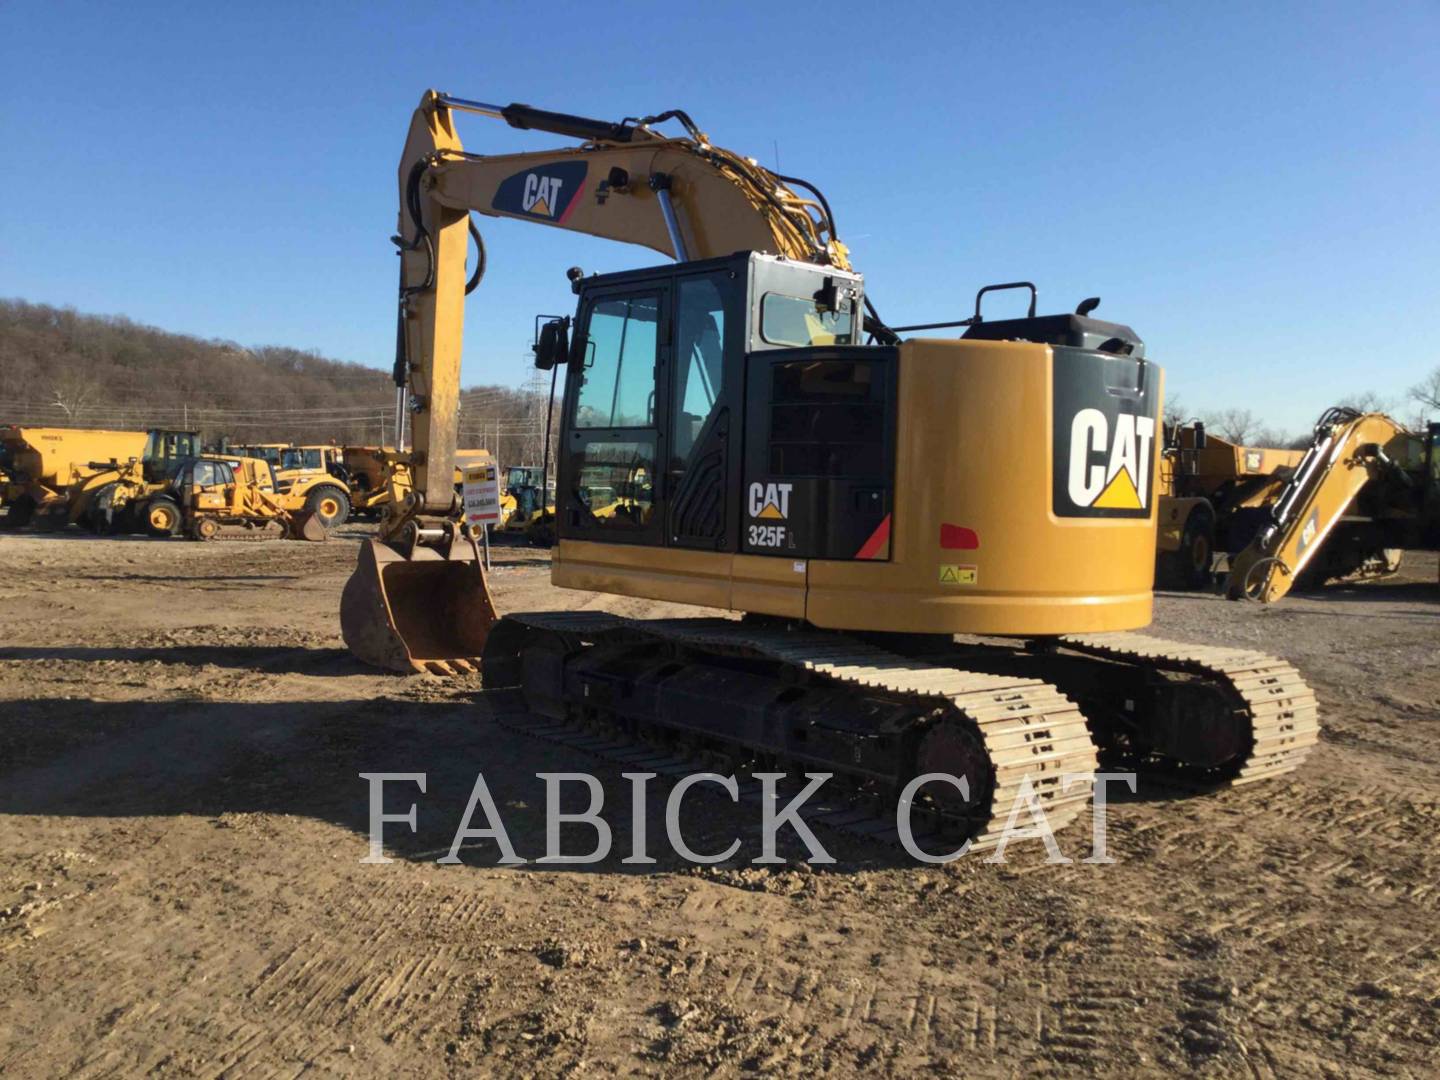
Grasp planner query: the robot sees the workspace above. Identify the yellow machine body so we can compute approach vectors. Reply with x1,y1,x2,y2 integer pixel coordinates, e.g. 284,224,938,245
343,90,1155,671
554,339,1160,635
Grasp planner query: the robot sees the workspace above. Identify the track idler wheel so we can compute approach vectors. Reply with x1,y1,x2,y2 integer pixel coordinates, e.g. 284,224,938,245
914,716,995,825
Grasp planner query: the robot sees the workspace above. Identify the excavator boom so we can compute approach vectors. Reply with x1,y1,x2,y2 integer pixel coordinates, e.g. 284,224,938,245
345,90,850,673
1227,409,1416,601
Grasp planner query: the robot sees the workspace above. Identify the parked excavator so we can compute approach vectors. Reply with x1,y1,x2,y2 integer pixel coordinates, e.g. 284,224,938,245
340,91,1319,850
1155,424,1305,589
1227,409,1440,601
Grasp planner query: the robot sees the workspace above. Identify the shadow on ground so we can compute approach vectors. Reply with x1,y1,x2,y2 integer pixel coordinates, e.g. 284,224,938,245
0,645,364,674
0,682,924,875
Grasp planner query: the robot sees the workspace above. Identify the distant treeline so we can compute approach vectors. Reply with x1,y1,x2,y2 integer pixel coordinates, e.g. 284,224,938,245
0,299,552,467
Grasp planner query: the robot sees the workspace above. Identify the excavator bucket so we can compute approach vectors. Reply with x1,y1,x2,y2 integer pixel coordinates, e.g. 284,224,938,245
340,537,497,675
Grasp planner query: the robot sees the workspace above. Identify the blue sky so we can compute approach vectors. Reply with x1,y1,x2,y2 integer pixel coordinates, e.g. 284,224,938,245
1,1,1436,433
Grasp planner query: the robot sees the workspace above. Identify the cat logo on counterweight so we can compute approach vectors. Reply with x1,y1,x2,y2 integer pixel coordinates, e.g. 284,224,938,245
1066,409,1156,512
1051,352,1161,520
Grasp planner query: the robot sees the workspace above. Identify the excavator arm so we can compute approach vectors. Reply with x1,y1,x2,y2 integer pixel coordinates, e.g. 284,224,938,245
1226,409,1414,601
389,91,848,531
345,90,852,673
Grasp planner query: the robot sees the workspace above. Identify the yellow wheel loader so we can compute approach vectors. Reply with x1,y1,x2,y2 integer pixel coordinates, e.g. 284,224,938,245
64,429,203,533
340,92,1320,851
232,443,353,528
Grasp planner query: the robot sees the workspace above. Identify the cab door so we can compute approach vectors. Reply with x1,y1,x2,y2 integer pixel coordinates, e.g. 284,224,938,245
666,270,739,550
191,460,232,513
559,282,670,547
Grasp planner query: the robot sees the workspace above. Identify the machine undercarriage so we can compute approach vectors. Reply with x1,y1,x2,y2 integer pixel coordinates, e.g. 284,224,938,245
480,614,1318,851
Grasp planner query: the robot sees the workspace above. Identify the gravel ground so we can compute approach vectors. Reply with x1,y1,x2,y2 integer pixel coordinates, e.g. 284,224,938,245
0,527,1436,1077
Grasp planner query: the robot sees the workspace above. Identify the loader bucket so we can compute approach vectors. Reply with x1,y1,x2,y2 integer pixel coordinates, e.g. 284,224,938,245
340,537,497,675
287,509,329,542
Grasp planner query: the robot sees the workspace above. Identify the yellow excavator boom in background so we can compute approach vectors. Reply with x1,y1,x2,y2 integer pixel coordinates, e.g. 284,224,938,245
1227,409,1436,601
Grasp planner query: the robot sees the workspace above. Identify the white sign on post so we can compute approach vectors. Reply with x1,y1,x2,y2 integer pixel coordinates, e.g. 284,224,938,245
462,462,502,526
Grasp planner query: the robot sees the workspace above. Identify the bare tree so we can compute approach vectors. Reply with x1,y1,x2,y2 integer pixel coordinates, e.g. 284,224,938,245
1335,390,1391,414
1250,425,1292,448
1162,394,1191,429
49,369,102,421
1204,407,1260,444
1410,365,1440,416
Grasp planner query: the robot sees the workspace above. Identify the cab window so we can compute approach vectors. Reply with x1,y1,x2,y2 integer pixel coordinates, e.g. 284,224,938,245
760,292,855,348
566,289,664,537
671,274,727,467
574,296,659,429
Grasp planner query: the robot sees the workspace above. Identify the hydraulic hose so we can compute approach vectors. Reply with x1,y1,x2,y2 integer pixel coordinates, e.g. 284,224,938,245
771,171,838,242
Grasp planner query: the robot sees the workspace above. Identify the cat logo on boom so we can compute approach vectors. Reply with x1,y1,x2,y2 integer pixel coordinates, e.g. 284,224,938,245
522,174,564,217
491,161,588,223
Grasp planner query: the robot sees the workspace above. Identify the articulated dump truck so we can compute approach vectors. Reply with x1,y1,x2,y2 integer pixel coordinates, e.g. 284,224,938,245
0,425,149,527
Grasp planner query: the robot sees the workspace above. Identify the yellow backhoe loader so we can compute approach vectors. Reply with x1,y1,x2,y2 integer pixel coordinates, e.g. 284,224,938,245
340,91,1320,851
63,429,203,533
1227,409,1439,601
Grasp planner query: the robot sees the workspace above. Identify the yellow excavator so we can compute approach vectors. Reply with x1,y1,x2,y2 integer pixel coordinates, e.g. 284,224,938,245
1227,409,1440,601
340,91,1320,849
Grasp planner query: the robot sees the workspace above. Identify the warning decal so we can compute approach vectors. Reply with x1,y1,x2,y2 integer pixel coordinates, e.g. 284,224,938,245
939,564,978,585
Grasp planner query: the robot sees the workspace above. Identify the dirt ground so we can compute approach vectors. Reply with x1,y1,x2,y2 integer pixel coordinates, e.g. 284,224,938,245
0,527,1436,1078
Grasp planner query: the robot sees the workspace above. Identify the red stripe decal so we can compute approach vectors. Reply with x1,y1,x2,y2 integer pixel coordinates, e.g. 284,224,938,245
557,187,584,225
855,513,891,560
940,523,979,550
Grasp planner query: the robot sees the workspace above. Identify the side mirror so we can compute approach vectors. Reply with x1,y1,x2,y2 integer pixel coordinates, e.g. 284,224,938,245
1193,422,1207,451
813,276,840,314
534,319,570,371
